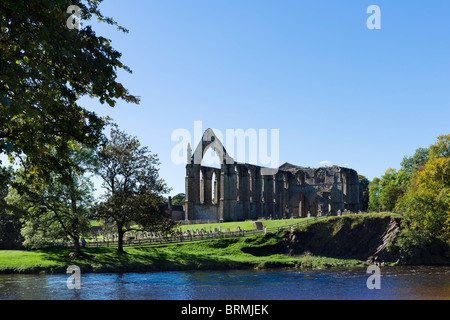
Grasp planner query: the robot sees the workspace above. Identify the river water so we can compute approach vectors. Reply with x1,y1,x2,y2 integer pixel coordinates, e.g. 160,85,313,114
0,266,448,300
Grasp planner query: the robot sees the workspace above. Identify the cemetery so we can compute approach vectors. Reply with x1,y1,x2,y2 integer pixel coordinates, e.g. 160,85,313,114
68,217,329,249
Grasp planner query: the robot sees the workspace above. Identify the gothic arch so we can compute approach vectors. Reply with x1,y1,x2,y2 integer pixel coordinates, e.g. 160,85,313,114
192,128,234,166
295,169,306,185
290,191,309,218
314,168,326,184
310,193,321,216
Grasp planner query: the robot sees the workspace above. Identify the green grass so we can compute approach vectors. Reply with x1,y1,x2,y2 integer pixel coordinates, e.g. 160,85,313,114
179,217,314,233
86,218,314,243
82,217,314,244
0,226,367,274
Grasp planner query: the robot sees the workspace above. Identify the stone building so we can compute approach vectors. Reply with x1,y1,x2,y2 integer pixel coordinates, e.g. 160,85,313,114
184,129,361,223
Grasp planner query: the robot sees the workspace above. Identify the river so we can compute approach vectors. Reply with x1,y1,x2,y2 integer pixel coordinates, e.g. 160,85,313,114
0,266,448,300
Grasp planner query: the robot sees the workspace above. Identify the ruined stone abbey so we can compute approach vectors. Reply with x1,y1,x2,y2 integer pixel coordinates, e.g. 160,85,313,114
183,129,362,223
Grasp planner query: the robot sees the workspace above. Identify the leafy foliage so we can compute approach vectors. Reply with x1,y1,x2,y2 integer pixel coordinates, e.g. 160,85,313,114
96,126,178,253
6,142,96,256
368,134,450,262
358,175,370,211
0,166,23,249
0,0,139,181
171,193,186,206
368,169,407,212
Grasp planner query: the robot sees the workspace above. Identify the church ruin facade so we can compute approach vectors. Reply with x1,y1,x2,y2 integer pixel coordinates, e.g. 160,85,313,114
184,129,361,223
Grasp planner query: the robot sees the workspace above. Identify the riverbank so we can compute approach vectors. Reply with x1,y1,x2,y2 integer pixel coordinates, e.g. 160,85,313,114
0,231,367,274
1,213,447,274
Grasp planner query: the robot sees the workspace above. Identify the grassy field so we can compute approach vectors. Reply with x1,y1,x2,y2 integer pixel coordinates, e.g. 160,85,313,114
178,217,313,233
0,220,367,274
87,217,316,242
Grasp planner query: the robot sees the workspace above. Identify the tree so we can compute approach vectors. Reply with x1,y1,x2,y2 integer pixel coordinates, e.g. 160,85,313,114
171,193,186,206
368,177,381,212
400,147,429,176
96,126,177,253
358,175,370,211
0,0,139,181
368,169,407,212
395,134,450,262
428,134,450,160
0,166,23,249
7,142,96,258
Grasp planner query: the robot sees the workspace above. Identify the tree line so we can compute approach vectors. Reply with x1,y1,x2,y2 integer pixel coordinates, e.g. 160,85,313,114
365,134,449,262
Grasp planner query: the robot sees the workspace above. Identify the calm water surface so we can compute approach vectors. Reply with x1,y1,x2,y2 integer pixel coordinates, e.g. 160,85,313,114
0,266,448,300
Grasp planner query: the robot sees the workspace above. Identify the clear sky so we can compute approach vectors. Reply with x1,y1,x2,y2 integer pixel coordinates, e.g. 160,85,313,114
76,0,449,198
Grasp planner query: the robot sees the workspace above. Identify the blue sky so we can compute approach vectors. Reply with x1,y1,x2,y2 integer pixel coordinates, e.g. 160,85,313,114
75,0,450,197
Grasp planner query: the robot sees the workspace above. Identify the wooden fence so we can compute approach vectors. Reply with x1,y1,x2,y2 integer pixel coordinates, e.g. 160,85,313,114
59,215,332,249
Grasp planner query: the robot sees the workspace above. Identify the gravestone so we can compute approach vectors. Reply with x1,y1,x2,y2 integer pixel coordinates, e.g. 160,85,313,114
253,221,264,230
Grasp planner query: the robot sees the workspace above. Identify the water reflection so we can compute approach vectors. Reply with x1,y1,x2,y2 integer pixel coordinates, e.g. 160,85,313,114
0,266,448,300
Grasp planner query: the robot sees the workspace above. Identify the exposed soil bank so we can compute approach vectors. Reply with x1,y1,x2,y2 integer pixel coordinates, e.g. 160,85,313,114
243,214,449,265
282,215,402,263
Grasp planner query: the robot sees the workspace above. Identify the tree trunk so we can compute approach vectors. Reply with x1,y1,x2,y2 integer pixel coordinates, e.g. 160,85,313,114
73,236,81,259
117,227,124,254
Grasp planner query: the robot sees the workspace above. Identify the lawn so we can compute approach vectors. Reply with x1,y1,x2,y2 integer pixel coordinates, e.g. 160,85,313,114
178,217,314,233
0,226,366,274
86,217,317,243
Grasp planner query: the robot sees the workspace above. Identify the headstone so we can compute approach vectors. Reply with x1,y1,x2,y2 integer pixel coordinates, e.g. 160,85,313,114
253,221,264,230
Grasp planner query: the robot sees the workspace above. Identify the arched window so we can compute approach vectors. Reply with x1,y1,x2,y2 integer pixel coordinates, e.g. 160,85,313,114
295,170,306,185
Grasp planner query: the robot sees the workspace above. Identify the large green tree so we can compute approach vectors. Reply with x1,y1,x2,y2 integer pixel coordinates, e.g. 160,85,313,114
7,142,96,258
0,166,22,249
400,147,429,176
368,168,408,212
395,134,450,262
96,126,177,254
171,193,186,206
358,175,370,211
0,0,139,180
